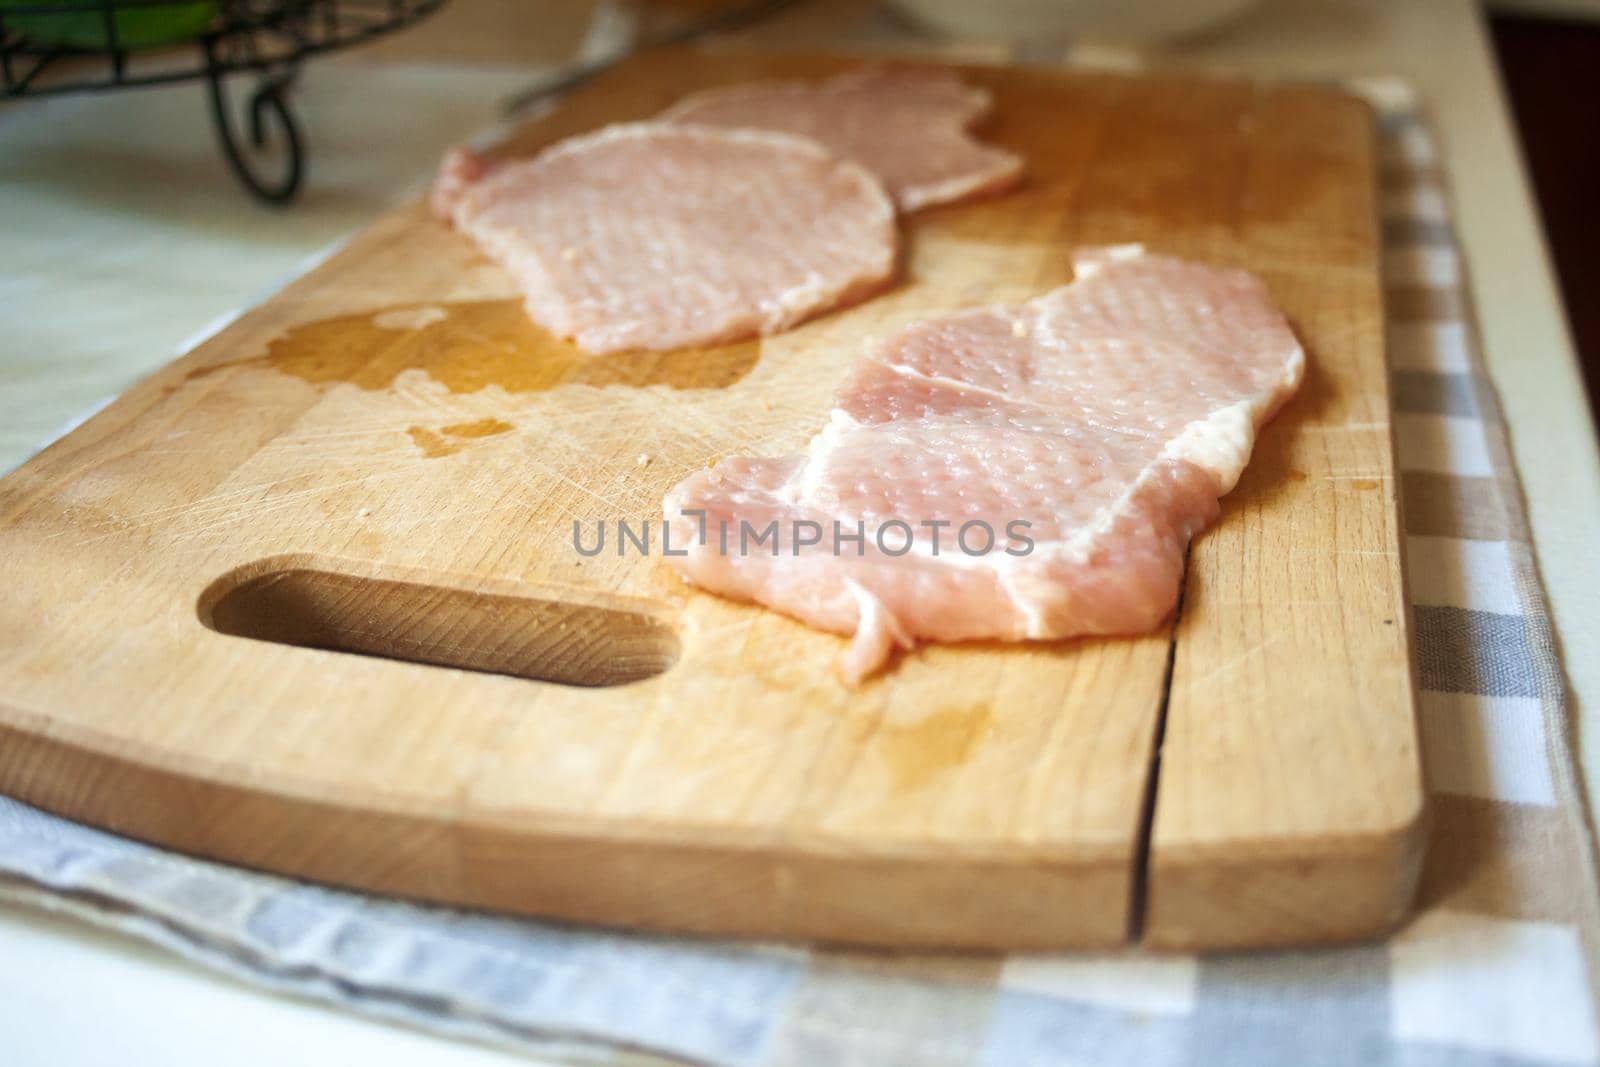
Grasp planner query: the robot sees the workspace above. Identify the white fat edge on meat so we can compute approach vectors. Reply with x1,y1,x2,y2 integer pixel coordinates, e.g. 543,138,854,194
880,359,1020,405
839,577,914,682
774,408,860,505
525,120,850,170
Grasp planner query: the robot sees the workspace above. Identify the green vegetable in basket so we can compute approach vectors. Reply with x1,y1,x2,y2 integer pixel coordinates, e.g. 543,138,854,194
0,1,220,51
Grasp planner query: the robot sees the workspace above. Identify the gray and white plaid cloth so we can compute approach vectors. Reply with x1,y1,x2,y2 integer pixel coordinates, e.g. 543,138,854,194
4,76,1599,1067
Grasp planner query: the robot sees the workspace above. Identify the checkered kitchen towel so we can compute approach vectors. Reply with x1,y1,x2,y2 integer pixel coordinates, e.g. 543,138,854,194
4,81,1600,1067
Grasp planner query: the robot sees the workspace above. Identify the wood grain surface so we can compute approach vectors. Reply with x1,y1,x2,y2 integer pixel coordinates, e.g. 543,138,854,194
0,50,1423,949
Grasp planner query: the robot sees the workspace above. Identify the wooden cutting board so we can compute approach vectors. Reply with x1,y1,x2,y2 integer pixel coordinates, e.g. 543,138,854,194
0,50,1425,950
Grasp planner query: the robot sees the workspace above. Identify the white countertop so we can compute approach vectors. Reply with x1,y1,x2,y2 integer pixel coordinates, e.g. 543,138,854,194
2,1,1596,1062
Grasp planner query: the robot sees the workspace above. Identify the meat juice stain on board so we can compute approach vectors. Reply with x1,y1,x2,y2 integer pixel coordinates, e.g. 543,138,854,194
181,299,762,458
406,418,515,459
877,703,995,793
186,300,762,395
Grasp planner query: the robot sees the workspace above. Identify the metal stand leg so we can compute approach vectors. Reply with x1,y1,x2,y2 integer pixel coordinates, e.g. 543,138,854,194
205,53,304,205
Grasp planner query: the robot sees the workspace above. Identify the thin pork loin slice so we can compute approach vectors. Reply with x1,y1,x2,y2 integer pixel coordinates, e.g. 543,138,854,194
443,124,897,354
660,65,1024,212
663,246,1305,681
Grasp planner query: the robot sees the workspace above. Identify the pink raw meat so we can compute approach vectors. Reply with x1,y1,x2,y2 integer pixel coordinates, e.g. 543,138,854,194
439,124,897,353
430,145,495,222
660,64,1024,212
663,246,1305,681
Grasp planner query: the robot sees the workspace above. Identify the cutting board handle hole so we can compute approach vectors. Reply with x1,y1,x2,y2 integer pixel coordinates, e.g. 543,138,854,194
198,561,679,687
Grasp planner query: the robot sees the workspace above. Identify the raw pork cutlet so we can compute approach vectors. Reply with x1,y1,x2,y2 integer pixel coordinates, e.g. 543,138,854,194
440,124,897,354
663,246,1305,681
660,64,1024,212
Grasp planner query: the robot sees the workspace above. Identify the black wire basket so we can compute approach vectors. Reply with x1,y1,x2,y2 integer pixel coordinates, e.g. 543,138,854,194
1,0,448,203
